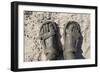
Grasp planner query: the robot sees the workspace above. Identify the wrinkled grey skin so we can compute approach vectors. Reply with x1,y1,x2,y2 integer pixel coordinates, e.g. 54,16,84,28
39,21,63,60
63,21,84,59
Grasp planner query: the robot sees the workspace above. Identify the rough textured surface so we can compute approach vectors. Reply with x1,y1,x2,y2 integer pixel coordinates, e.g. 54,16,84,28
24,11,90,62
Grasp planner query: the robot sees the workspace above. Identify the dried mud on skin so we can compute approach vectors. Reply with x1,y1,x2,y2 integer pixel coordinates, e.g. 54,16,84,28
24,11,90,62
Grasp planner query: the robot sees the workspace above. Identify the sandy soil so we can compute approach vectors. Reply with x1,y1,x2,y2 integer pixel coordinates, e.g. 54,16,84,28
24,11,90,62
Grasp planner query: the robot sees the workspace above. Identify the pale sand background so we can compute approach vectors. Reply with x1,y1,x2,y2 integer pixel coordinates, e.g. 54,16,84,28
24,11,90,62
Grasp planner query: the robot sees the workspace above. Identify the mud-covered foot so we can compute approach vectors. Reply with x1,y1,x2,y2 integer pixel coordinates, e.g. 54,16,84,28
39,21,63,60
63,21,83,59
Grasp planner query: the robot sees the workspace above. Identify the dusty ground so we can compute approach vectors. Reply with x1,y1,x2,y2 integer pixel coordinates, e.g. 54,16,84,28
24,11,90,62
